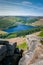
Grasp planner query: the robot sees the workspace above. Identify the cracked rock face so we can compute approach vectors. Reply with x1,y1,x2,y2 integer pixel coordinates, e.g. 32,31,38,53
19,36,43,65
19,51,33,65
31,60,43,65
19,44,43,65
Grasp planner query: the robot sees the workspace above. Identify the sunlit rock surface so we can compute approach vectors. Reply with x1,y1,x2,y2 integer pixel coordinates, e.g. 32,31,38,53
19,35,43,65
31,60,43,65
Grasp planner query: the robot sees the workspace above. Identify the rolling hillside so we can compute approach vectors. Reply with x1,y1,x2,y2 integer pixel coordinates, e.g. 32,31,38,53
0,16,39,30
0,17,18,30
32,19,43,26
38,30,43,37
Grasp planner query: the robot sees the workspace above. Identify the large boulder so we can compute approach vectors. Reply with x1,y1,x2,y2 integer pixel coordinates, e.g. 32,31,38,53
0,45,7,61
19,35,43,65
0,40,17,56
31,60,43,65
26,35,40,52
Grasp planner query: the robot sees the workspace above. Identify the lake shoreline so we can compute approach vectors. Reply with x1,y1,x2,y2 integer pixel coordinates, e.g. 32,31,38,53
3,24,37,33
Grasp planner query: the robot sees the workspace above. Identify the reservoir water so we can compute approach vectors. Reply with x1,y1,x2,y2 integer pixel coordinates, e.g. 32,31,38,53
4,24,37,33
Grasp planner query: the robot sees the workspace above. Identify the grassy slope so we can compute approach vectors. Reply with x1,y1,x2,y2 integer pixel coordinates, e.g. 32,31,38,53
6,33,17,38
32,19,43,26
0,31,8,34
0,16,25,30
0,30,8,38
38,31,43,37
17,31,43,50
17,41,28,50
0,16,39,30
0,17,19,30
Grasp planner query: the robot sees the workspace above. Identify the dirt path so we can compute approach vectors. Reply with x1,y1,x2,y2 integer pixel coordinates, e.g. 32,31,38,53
7,37,26,45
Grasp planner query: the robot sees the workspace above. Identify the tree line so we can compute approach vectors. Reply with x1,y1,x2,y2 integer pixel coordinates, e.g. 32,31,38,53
0,26,43,38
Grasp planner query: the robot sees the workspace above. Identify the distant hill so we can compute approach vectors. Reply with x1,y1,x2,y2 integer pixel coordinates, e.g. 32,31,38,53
0,16,18,30
32,19,43,26
0,16,42,30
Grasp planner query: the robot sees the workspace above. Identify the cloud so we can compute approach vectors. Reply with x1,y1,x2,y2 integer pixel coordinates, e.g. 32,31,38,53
0,0,32,6
22,1,32,5
0,0,43,10
0,0,43,16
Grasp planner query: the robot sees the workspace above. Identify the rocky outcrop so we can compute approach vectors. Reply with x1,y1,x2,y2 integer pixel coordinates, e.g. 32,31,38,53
0,45,7,61
31,60,43,65
0,40,23,65
19,35,43,65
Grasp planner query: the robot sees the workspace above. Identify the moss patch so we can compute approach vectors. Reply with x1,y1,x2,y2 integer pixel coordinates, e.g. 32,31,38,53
38,31,43,37
17,41,28,50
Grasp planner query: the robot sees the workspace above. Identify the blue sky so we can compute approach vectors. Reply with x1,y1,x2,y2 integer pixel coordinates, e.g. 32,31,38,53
0,0,43,16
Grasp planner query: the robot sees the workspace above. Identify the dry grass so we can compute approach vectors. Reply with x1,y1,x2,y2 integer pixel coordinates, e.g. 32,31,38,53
7,37,26,45
28,31,41,36
0,30,8,34
32,19,43,26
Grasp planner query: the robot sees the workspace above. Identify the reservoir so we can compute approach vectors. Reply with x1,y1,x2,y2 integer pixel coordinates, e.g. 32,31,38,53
4,24,37,33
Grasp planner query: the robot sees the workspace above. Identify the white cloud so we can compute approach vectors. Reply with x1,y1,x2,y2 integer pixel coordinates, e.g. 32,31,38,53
22,1,32,5
1,0,43,10
0,0,43,16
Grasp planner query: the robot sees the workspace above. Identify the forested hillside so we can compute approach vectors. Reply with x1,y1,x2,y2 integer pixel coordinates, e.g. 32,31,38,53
0,16,39,30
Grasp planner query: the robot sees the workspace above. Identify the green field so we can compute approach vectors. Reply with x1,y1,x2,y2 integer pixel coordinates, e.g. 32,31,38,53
17,41,28,50
0,18,18,30
38,31,43,37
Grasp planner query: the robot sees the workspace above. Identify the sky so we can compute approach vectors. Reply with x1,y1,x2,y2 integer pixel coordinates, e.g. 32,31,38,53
0,0,43,16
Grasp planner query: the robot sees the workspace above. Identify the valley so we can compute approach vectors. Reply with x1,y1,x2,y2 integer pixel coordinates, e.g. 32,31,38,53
0,16,43,39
